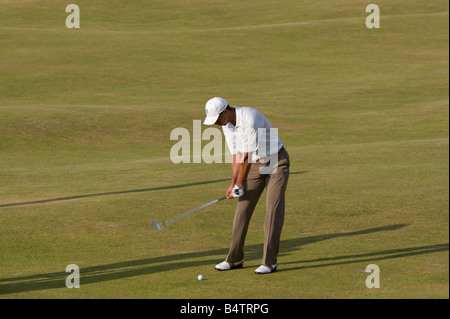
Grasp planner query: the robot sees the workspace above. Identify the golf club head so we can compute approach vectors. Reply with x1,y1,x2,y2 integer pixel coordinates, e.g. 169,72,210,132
151,219,163,231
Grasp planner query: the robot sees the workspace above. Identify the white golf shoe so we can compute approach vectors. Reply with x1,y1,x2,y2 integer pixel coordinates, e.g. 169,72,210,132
254,264,277,274
214,260,244,271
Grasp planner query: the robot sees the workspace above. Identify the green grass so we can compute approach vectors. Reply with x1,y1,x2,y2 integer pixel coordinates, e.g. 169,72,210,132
0,0,448,298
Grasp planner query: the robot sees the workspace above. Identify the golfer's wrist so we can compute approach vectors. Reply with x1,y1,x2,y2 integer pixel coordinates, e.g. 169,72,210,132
235,178,244,188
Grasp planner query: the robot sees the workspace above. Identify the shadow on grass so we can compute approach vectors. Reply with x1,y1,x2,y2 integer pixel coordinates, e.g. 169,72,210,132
280,243,449,273
0,171,309,208
0,178,229,208
1,223,447,295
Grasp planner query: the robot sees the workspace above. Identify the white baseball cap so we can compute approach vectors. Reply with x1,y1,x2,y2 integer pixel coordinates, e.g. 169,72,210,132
203,97,228,125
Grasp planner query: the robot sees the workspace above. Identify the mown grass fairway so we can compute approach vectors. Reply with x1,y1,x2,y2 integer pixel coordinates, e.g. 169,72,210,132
0,0,448,299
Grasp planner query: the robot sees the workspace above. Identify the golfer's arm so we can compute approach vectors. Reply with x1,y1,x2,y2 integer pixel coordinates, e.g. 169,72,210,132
230,154,239,186
234,152,251,188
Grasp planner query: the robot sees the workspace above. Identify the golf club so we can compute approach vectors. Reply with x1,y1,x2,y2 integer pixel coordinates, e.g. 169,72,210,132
152,196,227,230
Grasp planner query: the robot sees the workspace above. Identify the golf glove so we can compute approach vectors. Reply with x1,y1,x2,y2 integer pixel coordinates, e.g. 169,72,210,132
231,184,244,198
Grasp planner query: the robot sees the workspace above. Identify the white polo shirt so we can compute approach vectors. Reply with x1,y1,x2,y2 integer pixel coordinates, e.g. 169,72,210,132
222,107,283,162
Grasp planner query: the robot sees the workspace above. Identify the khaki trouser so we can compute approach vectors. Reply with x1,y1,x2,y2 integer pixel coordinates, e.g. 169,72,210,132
226,147,290,266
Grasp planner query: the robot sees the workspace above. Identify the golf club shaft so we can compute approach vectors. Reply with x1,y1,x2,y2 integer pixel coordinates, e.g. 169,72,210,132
157,196,227,229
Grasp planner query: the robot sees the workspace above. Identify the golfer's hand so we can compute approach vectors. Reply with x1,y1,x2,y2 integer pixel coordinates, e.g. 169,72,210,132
226,184,243,199
226,184,234,199
228,184,244,199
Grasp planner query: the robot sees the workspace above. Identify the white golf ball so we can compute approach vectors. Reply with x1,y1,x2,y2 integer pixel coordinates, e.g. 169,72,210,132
197,275,203,280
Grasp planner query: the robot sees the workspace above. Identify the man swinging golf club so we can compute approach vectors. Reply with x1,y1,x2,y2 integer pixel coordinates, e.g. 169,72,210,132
203,97,290,274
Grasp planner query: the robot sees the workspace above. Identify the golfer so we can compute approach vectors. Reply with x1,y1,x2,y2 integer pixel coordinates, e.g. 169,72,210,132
203,97,290,274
